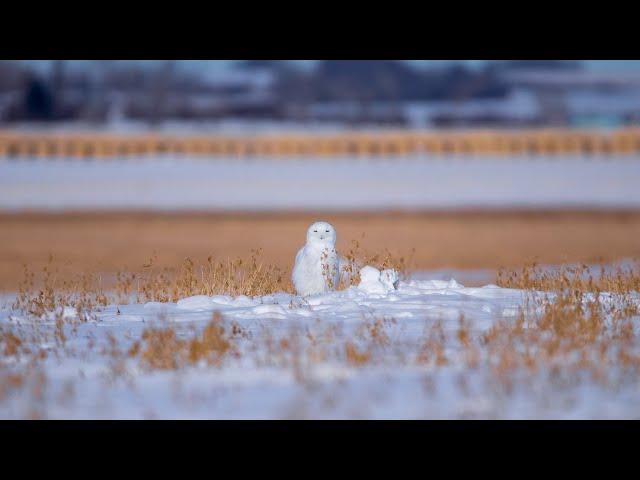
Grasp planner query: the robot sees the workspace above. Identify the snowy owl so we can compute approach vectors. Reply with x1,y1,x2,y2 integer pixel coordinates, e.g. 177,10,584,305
292,221,340,297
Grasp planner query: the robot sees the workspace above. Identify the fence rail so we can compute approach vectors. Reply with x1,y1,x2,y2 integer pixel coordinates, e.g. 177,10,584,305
2,129,640,159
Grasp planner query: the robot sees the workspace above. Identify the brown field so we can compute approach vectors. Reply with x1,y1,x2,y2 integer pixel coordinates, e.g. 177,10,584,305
1,209,640,291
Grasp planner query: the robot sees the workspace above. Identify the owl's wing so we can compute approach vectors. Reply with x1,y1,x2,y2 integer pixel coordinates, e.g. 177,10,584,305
294,246,306,266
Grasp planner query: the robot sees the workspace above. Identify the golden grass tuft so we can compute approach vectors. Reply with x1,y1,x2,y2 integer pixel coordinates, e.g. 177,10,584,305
10,250,292,318
186,313,231,365
135,249,292,303
345,342,371,366
487,262,640,379
339,239,413,288
138,327,184,370
497,261,640,294
13,255,107,321
416,320,448,366
1,329,23,357
136,313,232,370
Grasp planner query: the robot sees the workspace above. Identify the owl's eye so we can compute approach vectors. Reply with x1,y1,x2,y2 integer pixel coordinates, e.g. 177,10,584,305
325,230,330,233
313,230,317,232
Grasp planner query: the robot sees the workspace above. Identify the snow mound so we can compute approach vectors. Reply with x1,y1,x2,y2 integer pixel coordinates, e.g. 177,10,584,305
358,266,399,295
169,272,528,327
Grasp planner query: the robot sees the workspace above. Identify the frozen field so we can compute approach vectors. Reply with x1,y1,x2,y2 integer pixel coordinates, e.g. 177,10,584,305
2,271,639,419
2,155,640,211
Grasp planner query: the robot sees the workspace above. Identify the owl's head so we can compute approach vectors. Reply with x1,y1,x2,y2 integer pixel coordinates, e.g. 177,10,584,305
306,221,337,247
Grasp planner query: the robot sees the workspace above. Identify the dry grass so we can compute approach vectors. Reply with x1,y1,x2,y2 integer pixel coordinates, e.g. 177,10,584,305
132,313,232,370
1,329,22,357
137,249,290,303
2,243,640,417
416,320,449,366
13,255,108,321
497,261,640,294
345,342,371,366
7,240,413,314
3,209,640,291
339,239,413,288
6,250,291,319
487,263,640,381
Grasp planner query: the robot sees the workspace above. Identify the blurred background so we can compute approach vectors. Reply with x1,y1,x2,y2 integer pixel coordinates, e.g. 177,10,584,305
3,60,640,129
1,60,640,289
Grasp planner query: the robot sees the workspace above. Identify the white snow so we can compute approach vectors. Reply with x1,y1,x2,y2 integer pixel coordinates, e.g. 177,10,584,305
357,266,398,294
2,272,639,419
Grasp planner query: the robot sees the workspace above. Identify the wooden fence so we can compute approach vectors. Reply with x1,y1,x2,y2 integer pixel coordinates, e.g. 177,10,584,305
1,128,640,159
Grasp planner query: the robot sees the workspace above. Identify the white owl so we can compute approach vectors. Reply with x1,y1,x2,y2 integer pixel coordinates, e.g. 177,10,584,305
292,221,340,297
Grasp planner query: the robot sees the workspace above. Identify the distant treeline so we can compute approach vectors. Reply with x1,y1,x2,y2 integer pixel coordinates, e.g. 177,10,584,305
247,60,582,101
0,60,582,125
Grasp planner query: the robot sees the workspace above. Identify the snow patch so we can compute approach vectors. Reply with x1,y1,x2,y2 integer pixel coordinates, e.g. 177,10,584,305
358,266,399,295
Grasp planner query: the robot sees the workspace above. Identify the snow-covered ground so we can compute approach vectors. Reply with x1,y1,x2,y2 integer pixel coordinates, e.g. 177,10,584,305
1,272,639,419
1,155,640,211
